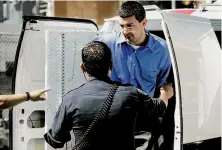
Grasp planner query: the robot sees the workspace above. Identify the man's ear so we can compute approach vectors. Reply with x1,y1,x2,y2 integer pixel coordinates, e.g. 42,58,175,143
80,63,86,72
142,18,147,27
110,61,114,70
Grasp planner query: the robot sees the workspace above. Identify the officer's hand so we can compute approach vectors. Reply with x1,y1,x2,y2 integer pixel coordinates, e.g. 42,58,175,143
160,83,174,100
29,89,51,101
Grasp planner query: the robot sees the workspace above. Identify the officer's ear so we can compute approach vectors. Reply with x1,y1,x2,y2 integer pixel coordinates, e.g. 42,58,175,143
109,61,114,70
80,63,86,72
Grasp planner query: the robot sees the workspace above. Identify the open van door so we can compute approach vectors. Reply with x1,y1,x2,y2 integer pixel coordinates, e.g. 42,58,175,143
10,16,98,150
161,11,221,148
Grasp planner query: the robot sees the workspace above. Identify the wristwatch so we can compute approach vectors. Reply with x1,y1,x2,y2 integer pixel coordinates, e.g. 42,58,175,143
26,92,30,101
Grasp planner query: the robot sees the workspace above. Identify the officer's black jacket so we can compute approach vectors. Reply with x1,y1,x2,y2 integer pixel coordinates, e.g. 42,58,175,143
44,76,166,150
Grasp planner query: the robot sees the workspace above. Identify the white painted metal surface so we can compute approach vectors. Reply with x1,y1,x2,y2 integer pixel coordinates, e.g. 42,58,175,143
191,3,222,31
162,11,221,143
45,30,98,150
13,19,97,150
161,18,182,150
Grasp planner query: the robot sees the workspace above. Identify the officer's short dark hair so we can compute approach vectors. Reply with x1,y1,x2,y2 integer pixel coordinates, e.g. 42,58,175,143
118,1,146,22
82,41,111,76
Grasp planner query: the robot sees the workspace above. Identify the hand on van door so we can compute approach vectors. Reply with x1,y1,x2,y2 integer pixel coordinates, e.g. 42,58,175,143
29,89,51,101
159,83,174,106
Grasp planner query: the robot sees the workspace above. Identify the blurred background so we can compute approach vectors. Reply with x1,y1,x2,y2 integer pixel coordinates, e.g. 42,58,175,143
0,0,217,24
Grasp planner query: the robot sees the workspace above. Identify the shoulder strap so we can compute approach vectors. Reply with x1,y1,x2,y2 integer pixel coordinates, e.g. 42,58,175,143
73,83,119,150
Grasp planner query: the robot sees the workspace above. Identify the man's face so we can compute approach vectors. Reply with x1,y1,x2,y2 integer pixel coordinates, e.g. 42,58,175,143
118,15,147,45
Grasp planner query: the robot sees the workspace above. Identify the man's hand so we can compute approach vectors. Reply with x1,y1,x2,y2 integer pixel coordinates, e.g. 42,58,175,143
159,83,174,106
29,89,51,101
160,83,174,99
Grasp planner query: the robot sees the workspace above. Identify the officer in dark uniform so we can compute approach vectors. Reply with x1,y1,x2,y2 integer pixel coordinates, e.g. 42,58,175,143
44,41,173,150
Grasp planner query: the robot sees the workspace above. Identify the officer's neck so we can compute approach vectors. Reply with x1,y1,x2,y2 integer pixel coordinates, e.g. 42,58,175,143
87,73,111,82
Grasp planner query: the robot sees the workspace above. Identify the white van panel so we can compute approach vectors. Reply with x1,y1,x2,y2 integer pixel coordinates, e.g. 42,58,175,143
13,18,97,150
162,11,221,144
45,30,98,150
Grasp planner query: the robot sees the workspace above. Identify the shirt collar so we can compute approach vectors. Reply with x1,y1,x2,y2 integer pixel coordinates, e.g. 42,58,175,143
116,29,154,52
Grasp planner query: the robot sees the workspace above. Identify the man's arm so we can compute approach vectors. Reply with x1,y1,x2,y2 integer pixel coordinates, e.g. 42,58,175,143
0,89,50,109
138,83,173,117
138,89,166,118
93,31,121,82
93,31,114,46
111,67,120,82
44,100,72,149
156,44,171,88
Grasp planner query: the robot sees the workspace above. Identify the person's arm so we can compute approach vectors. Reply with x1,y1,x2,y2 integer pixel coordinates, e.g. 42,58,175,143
93,31,112,45
138,83,173,117
156,44,171,88
111,67,120,82
93,31,121,82
0,89,50,109
44,100,72,149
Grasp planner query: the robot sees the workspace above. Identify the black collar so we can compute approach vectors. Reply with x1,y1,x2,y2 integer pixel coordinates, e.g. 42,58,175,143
88,76,113,84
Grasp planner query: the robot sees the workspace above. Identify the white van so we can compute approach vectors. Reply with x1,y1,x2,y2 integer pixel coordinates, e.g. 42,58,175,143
8,5,221,150
191,1,221,47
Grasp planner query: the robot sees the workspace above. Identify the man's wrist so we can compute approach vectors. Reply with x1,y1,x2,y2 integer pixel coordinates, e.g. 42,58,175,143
159,95,168,106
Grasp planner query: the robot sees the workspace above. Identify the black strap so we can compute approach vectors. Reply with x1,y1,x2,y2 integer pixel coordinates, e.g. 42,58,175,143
72,83,119,150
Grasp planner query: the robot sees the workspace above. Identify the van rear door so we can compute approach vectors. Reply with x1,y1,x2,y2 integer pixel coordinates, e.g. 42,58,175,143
11,16,98,150
161,11,221,146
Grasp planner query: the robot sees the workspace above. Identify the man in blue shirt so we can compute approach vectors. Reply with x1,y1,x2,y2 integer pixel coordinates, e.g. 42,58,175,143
94,1,171,97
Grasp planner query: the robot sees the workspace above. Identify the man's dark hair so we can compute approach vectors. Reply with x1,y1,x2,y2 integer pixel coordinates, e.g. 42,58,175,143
82,41,112,77
118,1,146,22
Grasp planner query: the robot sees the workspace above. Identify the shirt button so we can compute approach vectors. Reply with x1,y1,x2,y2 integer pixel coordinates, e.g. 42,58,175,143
133,64,135,66
132,77,134,79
